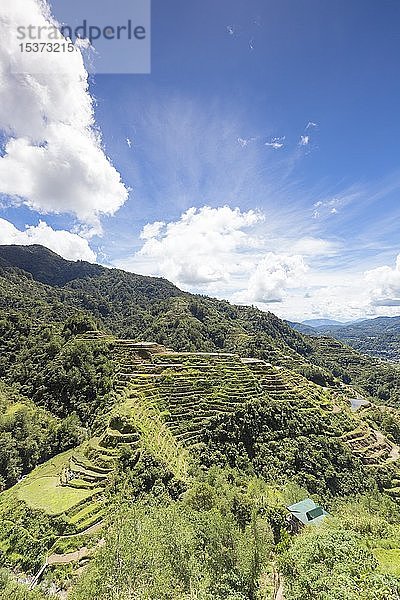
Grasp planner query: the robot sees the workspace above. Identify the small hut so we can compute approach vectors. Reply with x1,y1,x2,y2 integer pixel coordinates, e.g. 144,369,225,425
286,498,328,533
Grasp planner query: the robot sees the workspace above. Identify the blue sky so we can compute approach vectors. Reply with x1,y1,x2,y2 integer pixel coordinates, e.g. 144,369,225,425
1,0,400,320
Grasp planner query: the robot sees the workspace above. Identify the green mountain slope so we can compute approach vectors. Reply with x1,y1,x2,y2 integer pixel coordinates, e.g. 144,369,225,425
2,245,400,598
2,329,400,598
320,316,400,361
290,315,400,362
1,244,400,408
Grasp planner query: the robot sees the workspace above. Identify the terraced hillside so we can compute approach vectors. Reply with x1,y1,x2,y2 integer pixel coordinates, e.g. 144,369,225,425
2,247,400,597
94,336,269,468
3,330,400,586
245,359,335,404
339,401,400,502
0,335,272,572
4,244,400,416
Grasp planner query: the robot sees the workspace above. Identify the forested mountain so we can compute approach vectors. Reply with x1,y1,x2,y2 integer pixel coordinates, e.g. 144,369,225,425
2,244,400,406
290,315,400,362
1,244,400,600
319,316,400,361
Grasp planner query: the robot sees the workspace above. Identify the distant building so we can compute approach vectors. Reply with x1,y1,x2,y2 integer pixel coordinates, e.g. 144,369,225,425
286,498,328,533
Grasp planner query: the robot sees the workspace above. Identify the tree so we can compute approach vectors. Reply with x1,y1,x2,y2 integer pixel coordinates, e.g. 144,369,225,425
280,527,400,600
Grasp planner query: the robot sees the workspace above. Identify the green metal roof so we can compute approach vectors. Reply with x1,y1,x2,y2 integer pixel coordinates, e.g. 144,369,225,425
287,498,328,526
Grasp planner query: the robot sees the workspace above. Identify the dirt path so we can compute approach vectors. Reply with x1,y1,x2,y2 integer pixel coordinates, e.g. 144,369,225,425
60,520,103,539
47,536,105,566
373,429,400,463
273,569,284,600
276,578,284,600
388,443,400,462
48,546,89,565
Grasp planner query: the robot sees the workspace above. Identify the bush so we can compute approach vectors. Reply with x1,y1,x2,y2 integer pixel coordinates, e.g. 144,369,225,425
280,527,400,600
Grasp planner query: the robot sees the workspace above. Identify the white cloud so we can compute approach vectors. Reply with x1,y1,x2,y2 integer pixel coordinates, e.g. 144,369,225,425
240,253,308,303
0,0,128,231
111,200,400,321
259,269,374,322
116,206,265,287
140,221,165,240
238,137,251,148
365,255,400,306
265,136,285,150
290,237,338,257
299,135,310,146
238,136,261,148
116,205,316,308
268,255,400,322
312,197,343,218
0,218,96,262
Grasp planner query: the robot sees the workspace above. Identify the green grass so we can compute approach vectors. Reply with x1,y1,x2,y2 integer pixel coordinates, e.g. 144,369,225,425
75,510,105,533
21,450,74,480
12,450,101,516
17,476,100,516
69,503,102,525
373,548,400,577
68,479,99,490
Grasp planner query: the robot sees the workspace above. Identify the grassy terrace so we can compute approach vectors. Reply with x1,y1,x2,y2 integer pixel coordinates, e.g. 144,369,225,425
3,334,400,575
2,451,101,517
0,430,114,567
112,344,267,449
374,549,400,577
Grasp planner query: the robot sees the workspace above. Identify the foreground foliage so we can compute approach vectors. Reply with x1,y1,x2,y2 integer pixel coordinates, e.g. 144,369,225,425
281,492,400,599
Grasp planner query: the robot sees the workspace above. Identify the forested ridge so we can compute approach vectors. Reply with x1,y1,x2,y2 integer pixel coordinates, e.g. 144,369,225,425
1,244,400,599
2,244,400,407
290,316,400,362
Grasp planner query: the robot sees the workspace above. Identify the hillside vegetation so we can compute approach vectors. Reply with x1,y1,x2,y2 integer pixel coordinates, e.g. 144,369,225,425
290,316,400,362
2,244,400,407
1,245,400,599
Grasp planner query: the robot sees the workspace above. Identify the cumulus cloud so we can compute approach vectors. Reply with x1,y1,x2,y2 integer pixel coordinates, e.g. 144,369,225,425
243,253,307,303
140,221,165,240
117,205,264,287
0,0,128,231
116,205,314,307
365,255,400,306
0,218,96,262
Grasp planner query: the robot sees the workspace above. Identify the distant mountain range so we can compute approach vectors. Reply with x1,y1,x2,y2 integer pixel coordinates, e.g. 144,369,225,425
302,318,350,328
288,316,400,361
